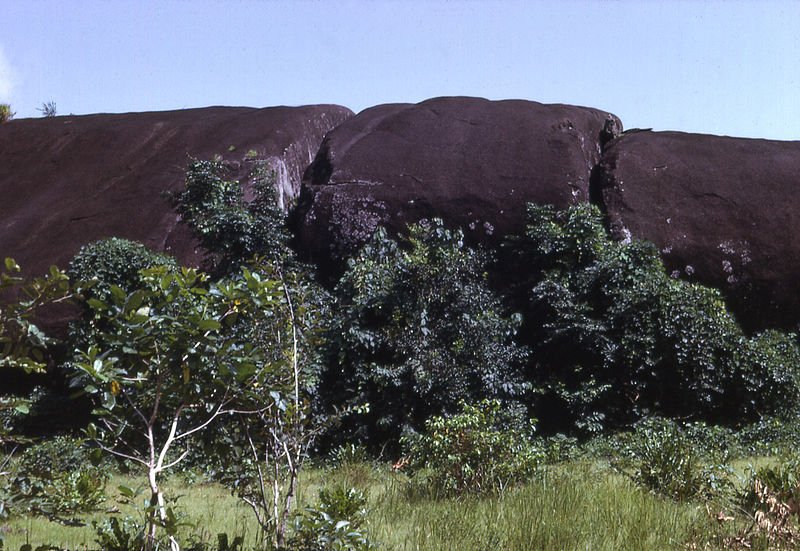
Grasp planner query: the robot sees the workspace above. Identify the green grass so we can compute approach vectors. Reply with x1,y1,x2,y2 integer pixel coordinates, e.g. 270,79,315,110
1,473,259,549
367,462,720,551
0,461,758,550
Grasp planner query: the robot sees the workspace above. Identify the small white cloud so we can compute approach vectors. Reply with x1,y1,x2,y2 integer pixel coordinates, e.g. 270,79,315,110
0,46,15,101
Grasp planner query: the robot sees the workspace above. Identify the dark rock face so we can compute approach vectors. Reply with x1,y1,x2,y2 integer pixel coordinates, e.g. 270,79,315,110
7,97,798,332
0,105,353,277
292,96,620,275
595,130,800,331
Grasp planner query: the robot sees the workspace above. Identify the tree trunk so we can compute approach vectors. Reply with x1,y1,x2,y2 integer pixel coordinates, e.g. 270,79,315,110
147,468,180,551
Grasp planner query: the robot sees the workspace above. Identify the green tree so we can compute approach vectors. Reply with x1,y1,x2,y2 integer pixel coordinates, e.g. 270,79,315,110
73,265,287,551
507,203,800,433
1,258,74,373
213,263,330,549
67,239,179,384
170,155,332,547
320,220,527,448
171,158,292,274
1,259,77,529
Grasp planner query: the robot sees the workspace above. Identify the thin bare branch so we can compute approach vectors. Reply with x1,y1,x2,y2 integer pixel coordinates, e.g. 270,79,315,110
96,441,148,467
122,387,149,426
160,448,190,472
155,403,185,472
148,369,163,427
172,398,229,442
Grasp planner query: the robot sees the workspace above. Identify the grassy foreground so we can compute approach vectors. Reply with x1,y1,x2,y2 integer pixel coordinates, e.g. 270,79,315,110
1,459,756,550
369,464,709,550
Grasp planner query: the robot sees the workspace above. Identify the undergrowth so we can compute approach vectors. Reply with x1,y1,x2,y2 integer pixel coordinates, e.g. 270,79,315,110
5,452,798,550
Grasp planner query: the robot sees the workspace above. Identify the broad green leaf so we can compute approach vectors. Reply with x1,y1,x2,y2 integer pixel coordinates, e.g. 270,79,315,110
118,485,136,499
124,290,147,313
4,257,19,272
196,318,221,331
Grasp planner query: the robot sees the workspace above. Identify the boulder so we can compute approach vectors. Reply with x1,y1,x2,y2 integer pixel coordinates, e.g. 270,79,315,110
595,130,800,331
292,96,621,276
0,105,353,277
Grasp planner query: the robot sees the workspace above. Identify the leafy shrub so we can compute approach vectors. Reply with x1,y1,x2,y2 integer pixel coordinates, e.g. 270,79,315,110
171,158,292,274
618,418,733,501
68,237,176,298
93,516,146,551
5,436,107,521
403,399,543,496
507,203,800,433
0,104,13,123
734,417,800,457
322,444,377,490
679,421,740,461
320,220,527,447
94,484,189,551
539,433,583,463
288,485,376,550
15,434,94,479
329,443,371,468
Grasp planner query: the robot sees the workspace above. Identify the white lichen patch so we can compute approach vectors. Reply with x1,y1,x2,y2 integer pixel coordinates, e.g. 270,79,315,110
722,259,733,274
716,240,753,284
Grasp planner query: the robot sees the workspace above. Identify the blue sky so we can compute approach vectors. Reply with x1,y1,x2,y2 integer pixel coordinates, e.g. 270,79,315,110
1,0,798,139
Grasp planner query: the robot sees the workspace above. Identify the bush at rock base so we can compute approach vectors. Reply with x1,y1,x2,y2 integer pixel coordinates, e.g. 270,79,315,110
402,399,543,497
506,203,800,434
319,219,527,449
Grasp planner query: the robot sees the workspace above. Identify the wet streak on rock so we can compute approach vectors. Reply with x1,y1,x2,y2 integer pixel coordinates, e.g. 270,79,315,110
0,105,353,279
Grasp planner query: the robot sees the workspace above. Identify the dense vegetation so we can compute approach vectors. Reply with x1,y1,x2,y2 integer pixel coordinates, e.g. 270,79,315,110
505,203,800,433
68,238,177,299
3,157,800,549
318,221,526,448
170,158,294,275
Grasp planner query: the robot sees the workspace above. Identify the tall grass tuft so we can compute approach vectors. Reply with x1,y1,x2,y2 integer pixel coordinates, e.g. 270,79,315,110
371,463,714,551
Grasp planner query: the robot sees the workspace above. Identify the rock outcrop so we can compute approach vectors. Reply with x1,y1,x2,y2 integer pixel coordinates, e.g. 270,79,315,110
0,105,353,277
4,98,800,331
292,96,620,276
595,130,800,331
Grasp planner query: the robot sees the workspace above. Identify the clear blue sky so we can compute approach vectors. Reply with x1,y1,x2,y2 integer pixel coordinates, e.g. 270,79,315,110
2,0,798,140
